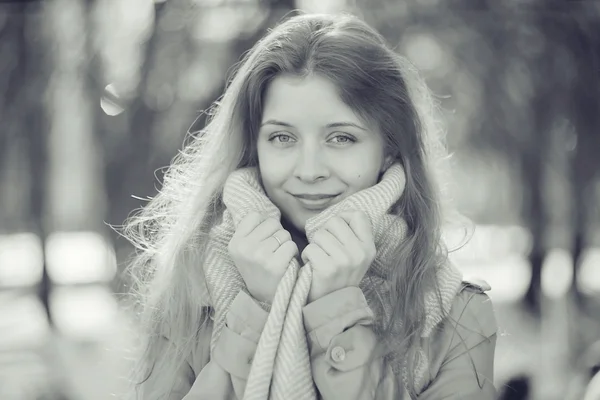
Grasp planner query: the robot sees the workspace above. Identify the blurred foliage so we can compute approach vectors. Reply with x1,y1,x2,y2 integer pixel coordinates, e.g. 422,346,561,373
0,0,597,307
0,0,598,295
0,0,597,233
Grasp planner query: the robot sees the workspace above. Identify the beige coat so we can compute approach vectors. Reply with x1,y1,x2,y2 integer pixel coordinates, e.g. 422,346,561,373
143,280,497,399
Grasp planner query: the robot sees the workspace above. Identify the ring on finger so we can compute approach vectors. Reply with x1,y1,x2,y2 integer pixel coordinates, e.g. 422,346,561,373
271,234,283,247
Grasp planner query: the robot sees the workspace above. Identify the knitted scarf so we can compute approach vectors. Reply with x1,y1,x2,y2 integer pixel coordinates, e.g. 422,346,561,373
204,164,463,399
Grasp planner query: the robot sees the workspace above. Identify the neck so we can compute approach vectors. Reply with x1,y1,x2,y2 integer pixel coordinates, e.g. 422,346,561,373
281,215,309,255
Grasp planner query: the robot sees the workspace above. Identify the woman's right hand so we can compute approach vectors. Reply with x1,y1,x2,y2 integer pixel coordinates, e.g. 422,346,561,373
228,212,298,304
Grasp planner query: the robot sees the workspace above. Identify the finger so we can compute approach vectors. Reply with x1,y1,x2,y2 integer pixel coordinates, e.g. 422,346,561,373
269,240,298,268
301,243,329,266
235,212,266,237
338,211,373,244
323,216,359,247
261,229,292,253
249,217,281,241
312,229,346,259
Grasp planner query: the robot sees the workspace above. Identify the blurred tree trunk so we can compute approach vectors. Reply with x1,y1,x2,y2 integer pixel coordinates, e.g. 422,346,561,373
0,6,58,399
189,0,297,132
23,5,52,324
0,6,38,234
38,0,107,335
100,1,167,234
521,48,550,316
520,105,546,316
102,0,296,257
566,11,600,309
0,2,53,317
520,7,571,315
44,0,107,233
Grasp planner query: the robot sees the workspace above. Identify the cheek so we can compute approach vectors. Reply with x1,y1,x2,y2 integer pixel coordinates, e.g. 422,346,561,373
258,156,292,201
259,156,288,183
338,162,381,188
333,142,385,185
258,142,289,169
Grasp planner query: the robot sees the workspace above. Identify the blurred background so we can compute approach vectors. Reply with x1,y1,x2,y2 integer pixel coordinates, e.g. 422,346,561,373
1,0,599,399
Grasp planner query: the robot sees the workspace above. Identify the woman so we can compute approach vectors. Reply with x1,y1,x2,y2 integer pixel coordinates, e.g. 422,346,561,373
124,12,497,400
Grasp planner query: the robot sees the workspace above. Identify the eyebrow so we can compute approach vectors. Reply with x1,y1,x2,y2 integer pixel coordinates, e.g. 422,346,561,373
260,119,367,131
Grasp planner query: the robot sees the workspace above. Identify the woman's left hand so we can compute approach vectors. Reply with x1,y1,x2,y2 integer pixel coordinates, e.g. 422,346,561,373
301,211,377,303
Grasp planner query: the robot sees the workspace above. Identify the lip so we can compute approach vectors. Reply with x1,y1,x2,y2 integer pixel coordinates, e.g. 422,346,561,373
292,193,340,210
293,194,339,200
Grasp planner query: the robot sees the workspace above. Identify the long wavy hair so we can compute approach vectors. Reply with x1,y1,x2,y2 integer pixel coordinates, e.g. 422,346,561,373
123,12,457,400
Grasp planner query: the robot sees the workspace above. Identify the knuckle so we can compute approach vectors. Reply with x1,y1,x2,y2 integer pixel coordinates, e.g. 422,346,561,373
265,217,280,227
352,211,369,221
245,211,261,223
278,242,291,255
286,240,298,252
245,211,257,219
340,210,354,218
354,210,367,217
354,211,367,222
328,216,342,227
281,230,292,242
302,245,313,258
314,230,326,241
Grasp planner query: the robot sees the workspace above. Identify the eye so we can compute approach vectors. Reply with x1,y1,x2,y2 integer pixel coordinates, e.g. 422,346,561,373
268,133,295,145
329,134,356,145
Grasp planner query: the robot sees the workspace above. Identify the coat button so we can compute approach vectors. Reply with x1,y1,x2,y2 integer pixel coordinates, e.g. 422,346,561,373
331,346,346,363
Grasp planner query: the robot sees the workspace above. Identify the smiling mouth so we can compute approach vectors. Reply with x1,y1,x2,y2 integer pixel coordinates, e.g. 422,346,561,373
292,194,340,210
293,194,338,200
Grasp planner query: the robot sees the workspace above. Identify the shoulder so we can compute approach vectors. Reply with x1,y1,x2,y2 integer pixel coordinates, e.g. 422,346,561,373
423,278,498,375
425,277,498,360
445,278,498,339
417,279,498,397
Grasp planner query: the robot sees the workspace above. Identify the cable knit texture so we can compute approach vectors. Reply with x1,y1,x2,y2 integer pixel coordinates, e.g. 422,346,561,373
203,164,463,399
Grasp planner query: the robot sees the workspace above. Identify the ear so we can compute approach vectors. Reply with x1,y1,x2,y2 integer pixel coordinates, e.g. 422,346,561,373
381,155,394,173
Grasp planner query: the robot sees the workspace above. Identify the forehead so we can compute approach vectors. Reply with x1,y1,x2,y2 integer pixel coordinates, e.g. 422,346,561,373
261,74,364,125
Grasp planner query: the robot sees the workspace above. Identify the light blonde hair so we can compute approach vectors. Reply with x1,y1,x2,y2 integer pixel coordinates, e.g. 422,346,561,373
122,12,460,399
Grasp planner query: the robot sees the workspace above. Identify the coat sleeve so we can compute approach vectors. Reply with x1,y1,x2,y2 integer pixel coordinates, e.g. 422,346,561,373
209,290,270,398
417,285,498,399
142,290,270,400
302,286,398,399
302,284,498,400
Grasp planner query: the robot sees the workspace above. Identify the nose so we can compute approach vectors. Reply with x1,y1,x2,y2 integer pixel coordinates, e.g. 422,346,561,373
293,143,329,182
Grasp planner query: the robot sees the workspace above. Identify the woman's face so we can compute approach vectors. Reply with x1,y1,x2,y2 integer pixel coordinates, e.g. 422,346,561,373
257,73,392,233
